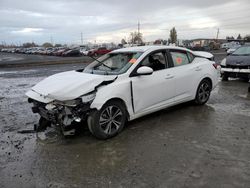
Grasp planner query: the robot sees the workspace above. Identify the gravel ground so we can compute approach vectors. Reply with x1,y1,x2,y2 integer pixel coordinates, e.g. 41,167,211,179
0,53,250,188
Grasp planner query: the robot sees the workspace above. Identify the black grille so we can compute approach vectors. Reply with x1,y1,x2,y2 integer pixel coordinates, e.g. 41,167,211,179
226,65,250,69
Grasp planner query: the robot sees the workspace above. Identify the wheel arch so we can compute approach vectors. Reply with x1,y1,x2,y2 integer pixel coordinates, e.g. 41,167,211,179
92,97,130,120
193,76,213,99
201,77,213,88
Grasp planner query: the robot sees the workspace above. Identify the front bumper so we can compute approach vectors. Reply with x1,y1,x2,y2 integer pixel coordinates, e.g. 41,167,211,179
221,68,250,74
30,100,91,128
221,67,250,79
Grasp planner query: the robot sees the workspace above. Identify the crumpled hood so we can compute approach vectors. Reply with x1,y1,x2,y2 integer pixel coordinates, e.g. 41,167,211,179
28,71,117,101
226,55,250,66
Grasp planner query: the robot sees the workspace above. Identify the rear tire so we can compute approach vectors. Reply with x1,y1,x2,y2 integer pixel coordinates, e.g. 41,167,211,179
87,100,127,140
194,79,212,105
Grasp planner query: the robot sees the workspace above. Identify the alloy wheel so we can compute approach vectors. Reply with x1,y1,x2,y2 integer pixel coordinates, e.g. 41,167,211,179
99,105,123,135
198,82,211,103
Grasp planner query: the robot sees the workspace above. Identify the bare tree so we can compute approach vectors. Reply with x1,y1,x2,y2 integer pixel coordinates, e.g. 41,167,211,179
42,42,53,48
121,39,127,45
22,42,38,48
237,34,242,40
130,32,143,44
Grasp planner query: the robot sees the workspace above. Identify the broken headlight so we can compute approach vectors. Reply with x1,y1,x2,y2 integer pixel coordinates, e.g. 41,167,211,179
45,92,96,109
81,92,96,103
53,98,82,107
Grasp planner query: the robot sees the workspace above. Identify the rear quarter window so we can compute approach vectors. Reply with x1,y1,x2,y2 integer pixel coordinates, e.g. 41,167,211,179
187,52,195,62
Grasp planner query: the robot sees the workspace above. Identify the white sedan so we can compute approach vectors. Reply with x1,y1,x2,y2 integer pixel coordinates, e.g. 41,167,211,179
26,46,219,139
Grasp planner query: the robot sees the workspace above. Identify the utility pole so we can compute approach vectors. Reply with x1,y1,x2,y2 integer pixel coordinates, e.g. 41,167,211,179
138,21,140,34
216,28,220,41
50,36,54,46
81,32,83,45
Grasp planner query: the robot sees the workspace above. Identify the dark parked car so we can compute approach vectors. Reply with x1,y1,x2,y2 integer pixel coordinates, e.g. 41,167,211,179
53,48,68,56
220,46,250,81
62,49,80,57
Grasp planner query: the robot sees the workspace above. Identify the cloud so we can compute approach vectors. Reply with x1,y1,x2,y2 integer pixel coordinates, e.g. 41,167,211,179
0,0,250,44
11,28,44,35
189,18,219,29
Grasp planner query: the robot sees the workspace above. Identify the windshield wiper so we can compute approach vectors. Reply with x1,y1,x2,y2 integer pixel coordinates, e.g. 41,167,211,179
87,55,113,70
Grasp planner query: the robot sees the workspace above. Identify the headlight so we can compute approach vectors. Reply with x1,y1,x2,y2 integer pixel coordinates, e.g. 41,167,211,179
49,92,96,107
81,92,96,103
54,99,81,107
220,58,226,66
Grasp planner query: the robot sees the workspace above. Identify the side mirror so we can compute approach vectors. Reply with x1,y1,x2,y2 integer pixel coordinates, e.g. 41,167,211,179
136,66,153,76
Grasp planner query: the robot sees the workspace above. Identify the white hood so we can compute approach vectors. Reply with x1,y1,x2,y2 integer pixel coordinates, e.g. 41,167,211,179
26,71,117,102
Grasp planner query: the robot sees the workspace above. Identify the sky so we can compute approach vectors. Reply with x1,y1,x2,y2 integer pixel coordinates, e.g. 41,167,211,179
0,0,250,45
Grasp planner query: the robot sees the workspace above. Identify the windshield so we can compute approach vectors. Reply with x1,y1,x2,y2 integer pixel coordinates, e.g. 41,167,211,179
84,52,142,75
232,46,250,56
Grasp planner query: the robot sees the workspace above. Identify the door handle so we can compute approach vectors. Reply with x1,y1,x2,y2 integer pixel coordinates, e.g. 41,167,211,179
165,74,174,79
195,67,202,71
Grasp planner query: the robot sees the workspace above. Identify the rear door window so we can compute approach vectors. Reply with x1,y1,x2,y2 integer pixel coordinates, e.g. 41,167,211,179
170,51,190,67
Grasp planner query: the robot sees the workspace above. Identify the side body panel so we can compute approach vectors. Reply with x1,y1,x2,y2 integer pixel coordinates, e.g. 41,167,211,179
131,69,175,114
90,76,134,119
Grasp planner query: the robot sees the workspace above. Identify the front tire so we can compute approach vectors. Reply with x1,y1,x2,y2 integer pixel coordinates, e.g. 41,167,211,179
36,117,51,132
87,101,127,140
221,73,229,81
194,79,212,105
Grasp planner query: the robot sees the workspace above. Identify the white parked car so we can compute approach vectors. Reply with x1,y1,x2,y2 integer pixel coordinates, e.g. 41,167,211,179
221,42,241,50
80,47,89,56
226,48,237,55
26,46,219,139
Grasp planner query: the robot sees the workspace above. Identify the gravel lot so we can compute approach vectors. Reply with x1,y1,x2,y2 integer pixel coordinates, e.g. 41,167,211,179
0,52,250,188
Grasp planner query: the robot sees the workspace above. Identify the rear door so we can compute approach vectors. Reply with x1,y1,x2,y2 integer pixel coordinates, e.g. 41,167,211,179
167,49,201,102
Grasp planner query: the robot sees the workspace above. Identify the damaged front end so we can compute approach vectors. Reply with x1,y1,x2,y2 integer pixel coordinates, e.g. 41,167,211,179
28,92,96,135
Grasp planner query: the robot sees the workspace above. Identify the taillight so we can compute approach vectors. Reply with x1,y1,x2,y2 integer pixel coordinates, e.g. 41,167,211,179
212,63,218,69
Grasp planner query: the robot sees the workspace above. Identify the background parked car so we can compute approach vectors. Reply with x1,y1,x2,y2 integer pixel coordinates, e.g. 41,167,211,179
54,48,69,56
87,47,111,56
221,45,250,81
80,47,90,56
227,48,237,55
221,41,241,51
62,49,81,57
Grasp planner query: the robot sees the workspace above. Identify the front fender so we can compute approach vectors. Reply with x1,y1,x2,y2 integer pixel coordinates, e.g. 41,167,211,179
90,80,134,119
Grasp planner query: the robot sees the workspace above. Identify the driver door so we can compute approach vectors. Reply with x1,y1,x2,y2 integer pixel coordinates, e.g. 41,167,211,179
131,51,176,114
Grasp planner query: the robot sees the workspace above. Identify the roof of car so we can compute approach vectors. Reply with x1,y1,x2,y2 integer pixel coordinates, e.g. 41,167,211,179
113,45,190,53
